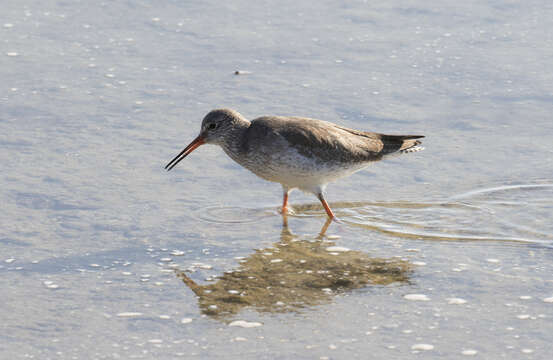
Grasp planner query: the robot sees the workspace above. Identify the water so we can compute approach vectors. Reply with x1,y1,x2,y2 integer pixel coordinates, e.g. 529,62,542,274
2,0,553,359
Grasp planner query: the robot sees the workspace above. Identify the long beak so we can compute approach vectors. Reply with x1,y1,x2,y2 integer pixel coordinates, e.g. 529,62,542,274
165,134,205,171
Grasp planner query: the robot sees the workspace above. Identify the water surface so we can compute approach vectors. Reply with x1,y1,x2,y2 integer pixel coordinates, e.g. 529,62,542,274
1,0,552,359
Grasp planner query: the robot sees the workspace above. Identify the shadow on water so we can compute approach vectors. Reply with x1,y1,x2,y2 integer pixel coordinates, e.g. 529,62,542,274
176,219,412,320
193,183,553,247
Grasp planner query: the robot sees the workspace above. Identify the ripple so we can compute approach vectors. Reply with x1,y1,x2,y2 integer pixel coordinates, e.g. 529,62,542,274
193,205,275,224
191,183,553,246
450,183,553,201
339,183,553,246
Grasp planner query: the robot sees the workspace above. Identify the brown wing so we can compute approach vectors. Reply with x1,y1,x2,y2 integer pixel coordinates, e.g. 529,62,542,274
247,116,423,163
333,125,423,154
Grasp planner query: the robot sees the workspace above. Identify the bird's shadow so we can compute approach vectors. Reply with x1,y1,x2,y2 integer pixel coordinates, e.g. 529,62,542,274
175,219,412,321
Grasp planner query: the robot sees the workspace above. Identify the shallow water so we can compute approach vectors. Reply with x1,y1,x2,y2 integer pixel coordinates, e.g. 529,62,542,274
2,0,553,359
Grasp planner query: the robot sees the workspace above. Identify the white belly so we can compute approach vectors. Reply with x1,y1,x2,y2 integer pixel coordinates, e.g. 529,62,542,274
230,145,372,193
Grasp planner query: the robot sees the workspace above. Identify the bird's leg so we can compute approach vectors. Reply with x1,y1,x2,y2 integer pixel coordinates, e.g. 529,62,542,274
318,217,333,238
317,193,336,220
281,187,290,214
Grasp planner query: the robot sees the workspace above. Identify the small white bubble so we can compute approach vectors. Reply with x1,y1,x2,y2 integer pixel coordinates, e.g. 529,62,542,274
325,246,350,252
404,294,430,301
116,312,143,317
447,298,467,305
228,320,262,328
411,344,434,351
43,281,59,289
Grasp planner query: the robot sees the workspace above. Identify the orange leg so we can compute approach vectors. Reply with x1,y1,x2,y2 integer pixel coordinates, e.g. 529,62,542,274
318,217,332,237
282,190,289,214
317,193,336,219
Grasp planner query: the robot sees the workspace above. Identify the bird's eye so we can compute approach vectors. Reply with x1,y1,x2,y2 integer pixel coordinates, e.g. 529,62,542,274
208,123,217,130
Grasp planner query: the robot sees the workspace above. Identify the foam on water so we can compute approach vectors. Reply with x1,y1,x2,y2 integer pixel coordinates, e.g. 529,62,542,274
404,294,430,301
325,246,350,252
116,312,143,317
446,298,467,305
411,344,434,351
228,320,263,328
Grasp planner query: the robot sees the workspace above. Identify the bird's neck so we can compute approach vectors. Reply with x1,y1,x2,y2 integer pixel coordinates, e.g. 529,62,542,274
219,118,251,160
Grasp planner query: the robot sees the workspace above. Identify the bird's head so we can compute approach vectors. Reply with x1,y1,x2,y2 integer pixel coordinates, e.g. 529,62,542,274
199,108,244,145
165,108,246,171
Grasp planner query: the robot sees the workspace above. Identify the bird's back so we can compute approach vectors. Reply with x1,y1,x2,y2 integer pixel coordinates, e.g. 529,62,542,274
242,116,423,163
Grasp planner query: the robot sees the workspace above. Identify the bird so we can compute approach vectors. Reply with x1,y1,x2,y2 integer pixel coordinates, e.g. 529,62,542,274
165,108,424,220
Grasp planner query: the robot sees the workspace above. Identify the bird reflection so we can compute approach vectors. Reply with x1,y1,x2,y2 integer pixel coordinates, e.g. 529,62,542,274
176,219,411,319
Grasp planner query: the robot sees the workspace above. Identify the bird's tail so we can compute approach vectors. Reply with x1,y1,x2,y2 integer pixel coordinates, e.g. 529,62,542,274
380,135,425,156
399,136,424,154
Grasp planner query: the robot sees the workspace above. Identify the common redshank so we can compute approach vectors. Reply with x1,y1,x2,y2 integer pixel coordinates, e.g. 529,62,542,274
165,109,424,220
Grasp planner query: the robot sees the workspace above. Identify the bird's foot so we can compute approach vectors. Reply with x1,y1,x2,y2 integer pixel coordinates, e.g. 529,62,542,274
280,206,295,216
